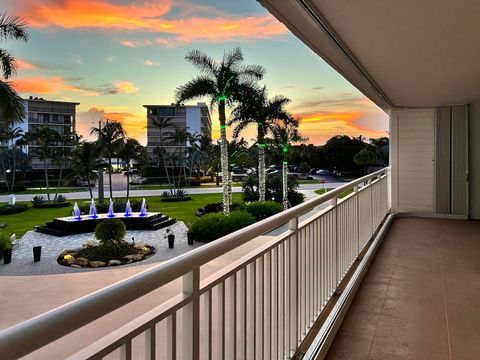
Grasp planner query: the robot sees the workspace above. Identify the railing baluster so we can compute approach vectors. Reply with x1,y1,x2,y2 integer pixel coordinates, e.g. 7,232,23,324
227,275,236,360
144,326,155,360
167,313,176,360
289,217,299,356
217,282,225,359
271,247,278,359
183,269,200,360
120,340,132,360
247,262,256,359
237,269,246,360
264,252,271,360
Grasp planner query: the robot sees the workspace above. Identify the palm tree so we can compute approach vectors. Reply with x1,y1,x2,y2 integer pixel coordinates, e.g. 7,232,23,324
120,138,145,199
230,86,291,201
71,142,103,199
52,133,77,200
28,126,60,201
272,116,306,209
150,116,174,186
91,120,126,199
0,126,24,193
0,14,29,125
175,47,265,214
165,127,191,191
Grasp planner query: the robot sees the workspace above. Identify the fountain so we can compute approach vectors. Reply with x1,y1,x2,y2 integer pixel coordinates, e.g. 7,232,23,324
107,198,115,218
139,198,147,217
89,198,98,219
125,199,132,217
73,202,82,220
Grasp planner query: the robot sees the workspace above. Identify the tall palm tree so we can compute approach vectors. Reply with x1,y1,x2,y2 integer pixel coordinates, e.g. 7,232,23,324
175,47,265,214
0,126,23,193
120,138,145,199
0,14,29,125
165,127,191,191
71,142,103,199
28,126,60,201
230,86,291,201
91,120,126,199
150,116,174,186
52,133,77,200
272,116,306,209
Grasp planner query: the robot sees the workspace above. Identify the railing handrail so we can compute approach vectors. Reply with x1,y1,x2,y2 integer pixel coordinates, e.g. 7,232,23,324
0,167,389,359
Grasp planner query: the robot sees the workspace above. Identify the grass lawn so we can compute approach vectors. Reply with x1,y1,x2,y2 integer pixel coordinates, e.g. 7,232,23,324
314,188,353,198
0,193,243,237
132,183,243,190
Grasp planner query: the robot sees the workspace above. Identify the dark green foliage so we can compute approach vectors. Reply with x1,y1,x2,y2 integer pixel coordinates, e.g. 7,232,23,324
0,203,27,215
196,202,242,216
188,210,255,243
53,194,67,202
242,175,305,206
32,201,70,209
94,219,126,246
32,195,47,204
245,201,283,221
75,243,143,263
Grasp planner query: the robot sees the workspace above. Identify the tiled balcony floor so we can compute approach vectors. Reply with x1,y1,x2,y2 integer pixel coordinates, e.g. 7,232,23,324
326,217,480,360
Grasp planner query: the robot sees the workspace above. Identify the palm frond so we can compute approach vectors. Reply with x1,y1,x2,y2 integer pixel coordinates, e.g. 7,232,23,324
0,48,16,78
0,14,29,42
238,64,265,81
175,76,217,103
185,49,218,75
0,80,25,124
224,47,243,68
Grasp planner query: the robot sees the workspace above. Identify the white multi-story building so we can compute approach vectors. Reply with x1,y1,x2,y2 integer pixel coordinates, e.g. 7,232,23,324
143,102,212,161
0,97,79,169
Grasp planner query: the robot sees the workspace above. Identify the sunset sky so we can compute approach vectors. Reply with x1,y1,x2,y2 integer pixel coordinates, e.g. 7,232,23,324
3,0,388,144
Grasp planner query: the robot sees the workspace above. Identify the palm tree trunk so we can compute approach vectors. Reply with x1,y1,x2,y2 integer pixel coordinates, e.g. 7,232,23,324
87,177,93,199
11,149,16,191
219,100,230,215
108,157,113,199
282,159,288,210
258,147,266,201
55,163,63,200
0,155,11,193
44,159,50,202
126,170,130,199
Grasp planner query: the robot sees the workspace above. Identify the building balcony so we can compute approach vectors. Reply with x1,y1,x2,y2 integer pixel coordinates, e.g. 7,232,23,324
0,167,477,359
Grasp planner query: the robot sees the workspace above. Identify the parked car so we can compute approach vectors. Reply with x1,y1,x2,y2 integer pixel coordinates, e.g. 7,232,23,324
309,168,318,174
315,169,333,176
129,176,147,185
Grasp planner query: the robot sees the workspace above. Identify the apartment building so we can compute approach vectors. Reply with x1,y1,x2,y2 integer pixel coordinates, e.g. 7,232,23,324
0,97,79,169
143,102,212,161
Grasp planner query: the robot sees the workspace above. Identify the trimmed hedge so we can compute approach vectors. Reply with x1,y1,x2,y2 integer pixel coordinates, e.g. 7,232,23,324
0,203,28,215
245,201,283,221
188,210,255,243
161,196,192,202
32,201,71,209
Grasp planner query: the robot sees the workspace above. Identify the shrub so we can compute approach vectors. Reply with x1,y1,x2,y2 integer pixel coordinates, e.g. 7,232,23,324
196,202,243,216
245,201,283,221
188,210,255,243
54,194,67,202
242,175,305,206
32,195,47,204
0,233,13,258
94,219,126,246
33,201,71,209
0,203,28,215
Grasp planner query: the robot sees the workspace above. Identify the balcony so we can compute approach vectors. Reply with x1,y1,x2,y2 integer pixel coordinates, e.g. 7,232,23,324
326,217,480,360
0,167,447,359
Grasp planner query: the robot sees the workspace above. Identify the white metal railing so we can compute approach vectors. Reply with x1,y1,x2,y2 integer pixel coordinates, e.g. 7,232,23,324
0,167,390,360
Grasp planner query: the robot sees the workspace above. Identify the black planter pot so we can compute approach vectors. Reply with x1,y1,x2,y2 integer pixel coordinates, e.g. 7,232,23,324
187,233,194,245
33,246,42,262
3,249,12,264
168,234,175,249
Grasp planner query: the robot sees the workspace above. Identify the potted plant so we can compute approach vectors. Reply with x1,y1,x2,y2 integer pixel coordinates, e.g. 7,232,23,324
33,246,42,262
165,228,175,248
0,233,13,264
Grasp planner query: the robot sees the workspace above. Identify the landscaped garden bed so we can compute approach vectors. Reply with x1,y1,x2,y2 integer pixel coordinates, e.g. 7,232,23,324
57,219,156,268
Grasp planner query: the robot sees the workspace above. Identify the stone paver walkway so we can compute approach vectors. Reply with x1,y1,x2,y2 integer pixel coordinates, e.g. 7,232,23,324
0,221,203,276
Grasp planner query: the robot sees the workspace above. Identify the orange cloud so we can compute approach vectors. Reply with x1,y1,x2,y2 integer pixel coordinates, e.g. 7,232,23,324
13,76,87,95
16,59,37,70
15,0,287,45
114,81,139,94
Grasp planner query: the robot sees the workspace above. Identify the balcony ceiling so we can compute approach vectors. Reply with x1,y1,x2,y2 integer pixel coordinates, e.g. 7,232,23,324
259,0,480,109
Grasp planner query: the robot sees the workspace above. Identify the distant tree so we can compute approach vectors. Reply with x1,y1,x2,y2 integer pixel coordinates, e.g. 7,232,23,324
175,47,265,214
71,142,103,199
91,120,126,199
0,14,29,125
150,116,174,185
165,126,191,191
323,135,365,175
120,138,145,199
353,145,378,175
28,126,60,201
0,126,25,192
